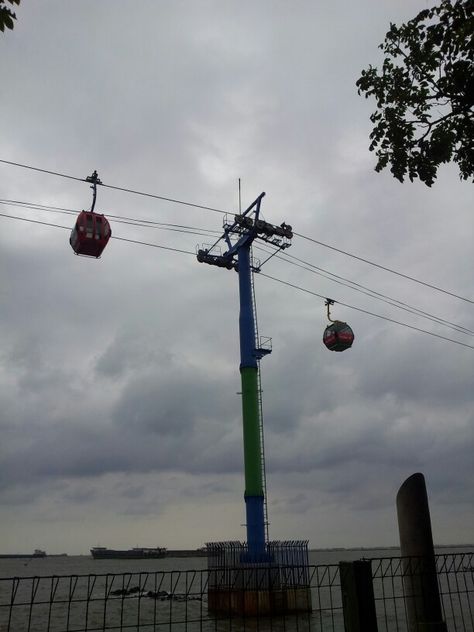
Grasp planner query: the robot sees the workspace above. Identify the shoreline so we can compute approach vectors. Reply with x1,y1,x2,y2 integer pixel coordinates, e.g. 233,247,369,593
1,543,472,559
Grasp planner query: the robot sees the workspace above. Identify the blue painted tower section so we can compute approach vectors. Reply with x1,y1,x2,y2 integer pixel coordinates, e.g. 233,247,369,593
238,244,258,371
238,244,266,557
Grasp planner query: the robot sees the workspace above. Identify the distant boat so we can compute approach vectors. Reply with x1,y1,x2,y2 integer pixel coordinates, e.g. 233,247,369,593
91,547,166,559
0,549,46,559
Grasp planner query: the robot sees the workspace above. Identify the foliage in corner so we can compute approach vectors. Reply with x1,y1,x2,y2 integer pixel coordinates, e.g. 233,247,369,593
356,0,474,186
0,0,20,33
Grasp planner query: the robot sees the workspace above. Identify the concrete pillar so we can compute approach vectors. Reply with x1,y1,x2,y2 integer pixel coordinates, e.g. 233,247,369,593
340,560,378,632
396,473,447,632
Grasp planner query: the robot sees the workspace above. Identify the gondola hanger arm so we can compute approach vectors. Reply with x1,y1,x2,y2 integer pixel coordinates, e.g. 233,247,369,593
85,170,102,213
325,298,336,323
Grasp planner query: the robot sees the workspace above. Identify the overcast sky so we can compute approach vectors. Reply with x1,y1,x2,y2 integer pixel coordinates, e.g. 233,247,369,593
0,1,472,555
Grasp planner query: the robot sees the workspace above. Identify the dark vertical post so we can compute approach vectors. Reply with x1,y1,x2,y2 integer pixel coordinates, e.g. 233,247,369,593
397,473,447,632
340,560,378,632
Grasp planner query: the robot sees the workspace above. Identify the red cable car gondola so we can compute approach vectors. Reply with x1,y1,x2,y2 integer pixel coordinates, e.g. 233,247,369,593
70,170,111,258
323,320,355,351
323,299,354,352
70,211,111,257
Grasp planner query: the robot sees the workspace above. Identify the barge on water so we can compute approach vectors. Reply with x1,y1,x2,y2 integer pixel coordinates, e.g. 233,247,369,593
0,549,46,559
91,547,166,559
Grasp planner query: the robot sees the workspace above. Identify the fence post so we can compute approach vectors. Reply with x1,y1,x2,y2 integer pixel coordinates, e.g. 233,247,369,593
397,472,447,632
340,560,378,632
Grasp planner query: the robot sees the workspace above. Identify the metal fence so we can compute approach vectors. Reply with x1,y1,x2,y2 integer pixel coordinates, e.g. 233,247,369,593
0,553,472,632
371,552,474,632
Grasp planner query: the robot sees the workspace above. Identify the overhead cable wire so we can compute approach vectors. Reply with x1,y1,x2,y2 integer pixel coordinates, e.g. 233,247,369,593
2,198,472,335
0,212,195,256
0,212,74,232
294,231,474,305
112,235,195,255
258,272,474,350
0,199,221,239
253,242,283,268
2,202,472,335
0,159,85,183
0,158,228,215
2,157,473,304
253,244,474,337
0,204,214,239
101,182,227,216
1,210,472,350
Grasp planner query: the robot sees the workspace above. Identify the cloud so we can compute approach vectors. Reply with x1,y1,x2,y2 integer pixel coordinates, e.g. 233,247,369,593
0,0,472,552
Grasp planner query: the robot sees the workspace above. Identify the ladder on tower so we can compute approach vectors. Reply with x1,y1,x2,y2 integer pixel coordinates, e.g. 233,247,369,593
257,365,270,543
250,260,270,543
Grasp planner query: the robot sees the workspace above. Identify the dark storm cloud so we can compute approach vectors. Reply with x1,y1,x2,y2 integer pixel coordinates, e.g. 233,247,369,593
358,336,474,405
0,410,241,486
111,368,232,435
61,486,98,505
260,325,474,515
0,344,246,502
95,332,170,379
271,492,313,515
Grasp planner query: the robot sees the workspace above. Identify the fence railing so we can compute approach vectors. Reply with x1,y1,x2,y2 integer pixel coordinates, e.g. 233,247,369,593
0,553,472,632
371,552,474,632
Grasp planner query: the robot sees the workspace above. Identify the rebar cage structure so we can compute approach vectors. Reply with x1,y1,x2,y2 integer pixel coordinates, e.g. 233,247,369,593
207,541,310,574
206,540,312,616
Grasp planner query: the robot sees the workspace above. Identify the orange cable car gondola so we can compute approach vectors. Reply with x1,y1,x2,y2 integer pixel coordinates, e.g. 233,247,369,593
70,170,111,258
323,299,354,352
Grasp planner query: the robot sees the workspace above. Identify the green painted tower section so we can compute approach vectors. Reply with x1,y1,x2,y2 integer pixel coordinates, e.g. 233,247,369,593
240,366,263,496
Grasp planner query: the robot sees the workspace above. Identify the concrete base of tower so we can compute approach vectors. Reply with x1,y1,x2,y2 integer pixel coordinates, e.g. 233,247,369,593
208,585,312,616
206,540,312,617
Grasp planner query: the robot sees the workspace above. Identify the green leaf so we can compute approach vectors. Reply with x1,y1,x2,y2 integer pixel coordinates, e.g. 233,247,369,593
356,0,474,186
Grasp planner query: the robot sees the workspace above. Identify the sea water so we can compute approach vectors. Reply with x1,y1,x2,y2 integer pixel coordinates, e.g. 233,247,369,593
0,547,402,578
0,547,471,632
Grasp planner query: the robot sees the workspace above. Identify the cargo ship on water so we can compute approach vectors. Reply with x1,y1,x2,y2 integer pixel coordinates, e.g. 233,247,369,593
91,547,166,559
0,549,46,559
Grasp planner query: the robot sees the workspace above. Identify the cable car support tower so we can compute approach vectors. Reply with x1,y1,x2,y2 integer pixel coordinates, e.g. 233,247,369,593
198,192,292,558
198,194,311,615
